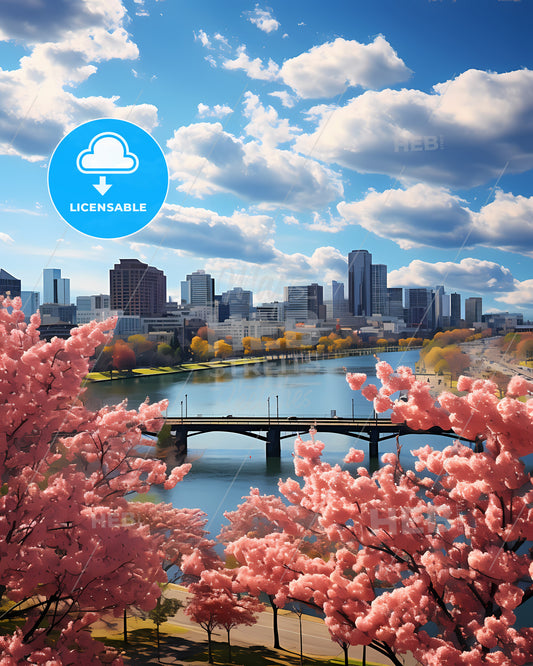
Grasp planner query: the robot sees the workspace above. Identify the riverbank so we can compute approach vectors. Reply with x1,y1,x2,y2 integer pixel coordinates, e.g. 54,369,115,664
85,356,268,382
85,345,422,383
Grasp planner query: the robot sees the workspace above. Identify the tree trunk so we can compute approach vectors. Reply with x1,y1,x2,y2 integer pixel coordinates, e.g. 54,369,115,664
207,628,213,664
363,644,366,666
269,595,281,649
123,608,127,644
227,628,232,663
299,613,303,666
156,623,160,661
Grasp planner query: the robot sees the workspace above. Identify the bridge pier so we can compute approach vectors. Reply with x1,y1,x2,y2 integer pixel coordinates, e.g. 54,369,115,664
171,426,188,459
369,427,379,460
266,427,281,458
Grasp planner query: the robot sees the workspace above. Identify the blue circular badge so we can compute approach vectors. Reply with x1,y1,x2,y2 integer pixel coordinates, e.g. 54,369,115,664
48,118,168,239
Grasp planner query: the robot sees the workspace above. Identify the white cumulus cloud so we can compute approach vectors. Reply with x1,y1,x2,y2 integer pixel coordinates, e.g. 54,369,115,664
0,4,157,162
295,68,533,188
247,6,280,33
197,103,233,118
280,36,412,98
166,121,343,209
223,45,280,81
388,258,515,294
338,185,533,257
242,92,300,147
132,204,276,263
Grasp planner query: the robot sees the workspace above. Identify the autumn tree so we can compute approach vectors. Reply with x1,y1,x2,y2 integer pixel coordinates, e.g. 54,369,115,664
0,297,194,663
112,338,137,371
127,333,156,366
214,339,233,359
242,336,263,356
190,335,209,360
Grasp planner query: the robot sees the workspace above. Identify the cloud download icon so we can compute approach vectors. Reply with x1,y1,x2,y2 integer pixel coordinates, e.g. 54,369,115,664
48,118,168,239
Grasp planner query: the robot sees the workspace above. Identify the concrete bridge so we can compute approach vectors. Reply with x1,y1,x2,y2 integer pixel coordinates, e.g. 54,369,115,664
146,416,464,459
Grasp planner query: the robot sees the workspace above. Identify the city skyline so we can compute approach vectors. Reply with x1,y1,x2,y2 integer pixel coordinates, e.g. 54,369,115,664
0,2,532,316
3,253,494,327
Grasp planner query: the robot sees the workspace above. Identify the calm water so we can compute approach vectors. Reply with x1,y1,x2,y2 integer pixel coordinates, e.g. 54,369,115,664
83,350,532,630
83,350,448,537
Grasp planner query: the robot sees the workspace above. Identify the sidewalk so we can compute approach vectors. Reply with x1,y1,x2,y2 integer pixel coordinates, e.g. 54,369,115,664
94,586,420,666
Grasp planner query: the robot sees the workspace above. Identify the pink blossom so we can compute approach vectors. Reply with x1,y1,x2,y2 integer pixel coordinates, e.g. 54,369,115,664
346,372,366,391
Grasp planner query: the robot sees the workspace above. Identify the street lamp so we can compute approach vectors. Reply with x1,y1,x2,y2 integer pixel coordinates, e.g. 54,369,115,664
351,398,354,419
180,400,183,421
275,395,279,418
185,393,188,418
267,396,271,423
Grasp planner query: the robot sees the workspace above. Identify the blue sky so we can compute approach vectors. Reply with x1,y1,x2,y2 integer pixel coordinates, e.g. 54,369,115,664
1,0,533,316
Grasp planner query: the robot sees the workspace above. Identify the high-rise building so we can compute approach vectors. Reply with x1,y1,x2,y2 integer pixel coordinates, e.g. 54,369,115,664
284,284,324,321
434,285,445,328
110,259,166,317
386,287,404,319
450,292,461,327
308,283,325,319
43,268,70,305
181,270,214,307
405,288,435,330
348,250,372,316
465,297,482,327
0,269,21,298
332,281,348,318
371,264,387,315
21,290,40,321
221,287,253,319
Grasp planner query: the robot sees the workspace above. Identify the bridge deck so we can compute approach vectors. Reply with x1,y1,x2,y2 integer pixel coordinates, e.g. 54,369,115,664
147,416,463,459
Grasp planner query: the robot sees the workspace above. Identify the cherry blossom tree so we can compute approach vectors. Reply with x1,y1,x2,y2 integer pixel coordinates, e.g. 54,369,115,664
219,489,322,649
185,567,263,663
0,296,192,664
222,360,533,666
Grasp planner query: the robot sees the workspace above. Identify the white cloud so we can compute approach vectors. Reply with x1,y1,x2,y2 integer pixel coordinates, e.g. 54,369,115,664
205,246,347,301
283,215,299,225
213,33,230,48
247,6,280,33
305,211,347,233
132,204,276,263
0,8,158,162
496,280,533,308
0,0,126,42
194,29,211,48
295,68,533,188
242,92,300,147
0,232,15,244
166,121,343,209
197,102,233,118
268,90,297,108
280,36,412,98
338,186,533,256
222,46,280,81
338,184,472,250
388,258,515,294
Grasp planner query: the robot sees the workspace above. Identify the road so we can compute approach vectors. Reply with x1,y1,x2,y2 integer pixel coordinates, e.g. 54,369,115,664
462,337,533,381
163,585,420,666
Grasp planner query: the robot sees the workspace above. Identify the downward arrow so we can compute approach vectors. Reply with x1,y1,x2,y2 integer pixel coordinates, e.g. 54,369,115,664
93,175,112,196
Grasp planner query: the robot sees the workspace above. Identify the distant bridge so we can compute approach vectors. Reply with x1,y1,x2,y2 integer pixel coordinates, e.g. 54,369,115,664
145,416,465,459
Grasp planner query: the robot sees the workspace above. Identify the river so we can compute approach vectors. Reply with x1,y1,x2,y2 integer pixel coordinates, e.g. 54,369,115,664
82,349,453,537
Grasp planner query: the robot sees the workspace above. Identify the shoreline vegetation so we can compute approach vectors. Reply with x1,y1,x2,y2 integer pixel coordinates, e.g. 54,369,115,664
85,344,421,383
